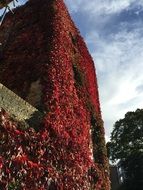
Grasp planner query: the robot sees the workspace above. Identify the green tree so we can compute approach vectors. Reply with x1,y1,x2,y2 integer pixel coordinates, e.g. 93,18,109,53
108,109,143,190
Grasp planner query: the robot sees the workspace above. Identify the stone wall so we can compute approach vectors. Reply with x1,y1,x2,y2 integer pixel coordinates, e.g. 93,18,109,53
0,83,44,128
26,79,42,109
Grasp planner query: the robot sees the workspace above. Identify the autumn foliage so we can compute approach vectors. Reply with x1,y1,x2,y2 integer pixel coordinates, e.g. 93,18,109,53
0,0,110,189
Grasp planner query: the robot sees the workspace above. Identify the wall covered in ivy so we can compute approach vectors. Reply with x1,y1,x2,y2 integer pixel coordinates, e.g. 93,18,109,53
0,0,110,189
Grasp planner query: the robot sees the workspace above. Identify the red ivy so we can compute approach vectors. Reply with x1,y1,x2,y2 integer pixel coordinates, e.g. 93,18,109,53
0,0,110,189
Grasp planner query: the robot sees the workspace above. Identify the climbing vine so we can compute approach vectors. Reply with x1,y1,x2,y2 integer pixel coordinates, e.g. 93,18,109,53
0,0,110,189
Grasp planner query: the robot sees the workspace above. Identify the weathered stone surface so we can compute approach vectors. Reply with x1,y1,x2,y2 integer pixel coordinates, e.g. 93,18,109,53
0,83,44,128
26,79,42,109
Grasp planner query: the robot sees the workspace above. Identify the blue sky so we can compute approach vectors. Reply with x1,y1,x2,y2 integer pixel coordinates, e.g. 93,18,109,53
64,0,143,141
1,0,143,141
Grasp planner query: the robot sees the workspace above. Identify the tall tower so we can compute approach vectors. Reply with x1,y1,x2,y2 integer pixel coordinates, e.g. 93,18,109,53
0,0,110,189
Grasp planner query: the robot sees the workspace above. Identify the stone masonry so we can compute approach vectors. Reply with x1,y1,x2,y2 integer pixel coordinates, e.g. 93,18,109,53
0,83,44,128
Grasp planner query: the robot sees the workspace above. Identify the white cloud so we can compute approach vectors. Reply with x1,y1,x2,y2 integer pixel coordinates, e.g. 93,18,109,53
64,0,82,13
105,135,110,142
65,0,143,140
86,27,143,137
65,0,143,15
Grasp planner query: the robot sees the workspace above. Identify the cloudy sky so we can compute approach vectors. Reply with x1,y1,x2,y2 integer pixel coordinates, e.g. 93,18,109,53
64,0,143,141
1,0,143,141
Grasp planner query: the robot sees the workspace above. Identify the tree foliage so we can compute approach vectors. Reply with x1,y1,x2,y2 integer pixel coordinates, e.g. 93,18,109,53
108,109,143,190
109,109,143,161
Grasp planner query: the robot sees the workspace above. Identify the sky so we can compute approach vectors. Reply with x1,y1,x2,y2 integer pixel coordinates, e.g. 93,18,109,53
1,0,143,141
64,0,143,141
